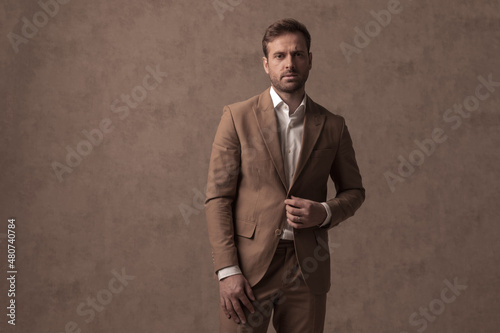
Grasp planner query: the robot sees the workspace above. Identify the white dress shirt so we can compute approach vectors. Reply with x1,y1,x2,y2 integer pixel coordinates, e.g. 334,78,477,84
217,87,332,280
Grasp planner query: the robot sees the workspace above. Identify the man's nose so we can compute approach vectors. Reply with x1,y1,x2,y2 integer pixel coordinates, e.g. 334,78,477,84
284,54,295,69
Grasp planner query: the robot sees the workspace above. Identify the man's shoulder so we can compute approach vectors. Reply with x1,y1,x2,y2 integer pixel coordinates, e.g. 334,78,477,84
309,97,346,124
227,95,260,111
225,89,270,116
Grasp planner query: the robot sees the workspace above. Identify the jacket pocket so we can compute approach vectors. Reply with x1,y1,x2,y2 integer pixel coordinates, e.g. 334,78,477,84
234,219,256,239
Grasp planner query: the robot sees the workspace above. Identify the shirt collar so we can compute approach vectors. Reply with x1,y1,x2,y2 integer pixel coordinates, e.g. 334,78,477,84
269,86,307,115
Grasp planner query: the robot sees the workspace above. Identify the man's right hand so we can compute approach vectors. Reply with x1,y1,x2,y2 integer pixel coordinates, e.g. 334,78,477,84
219,274,256,324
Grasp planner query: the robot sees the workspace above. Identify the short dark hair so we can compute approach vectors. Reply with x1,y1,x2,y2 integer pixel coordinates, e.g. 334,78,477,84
262,18,311,58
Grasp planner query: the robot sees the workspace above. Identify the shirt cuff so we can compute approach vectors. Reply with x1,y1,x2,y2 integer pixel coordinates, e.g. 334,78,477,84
320,202,332,227
217,265,242,280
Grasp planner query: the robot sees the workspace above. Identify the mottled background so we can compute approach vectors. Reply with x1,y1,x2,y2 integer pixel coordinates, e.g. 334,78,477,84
1,0,499,332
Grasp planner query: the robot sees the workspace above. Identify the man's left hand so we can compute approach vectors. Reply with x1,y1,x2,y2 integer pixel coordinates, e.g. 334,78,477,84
284,196,327,229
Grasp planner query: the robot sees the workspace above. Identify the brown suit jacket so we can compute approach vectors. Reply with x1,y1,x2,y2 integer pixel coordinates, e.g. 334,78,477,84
205,88,365,294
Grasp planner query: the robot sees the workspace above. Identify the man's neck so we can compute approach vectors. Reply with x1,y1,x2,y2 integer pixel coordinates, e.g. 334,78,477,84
273,86,305,114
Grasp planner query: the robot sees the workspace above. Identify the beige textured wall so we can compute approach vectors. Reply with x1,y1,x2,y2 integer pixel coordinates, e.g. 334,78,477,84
1,0,499,332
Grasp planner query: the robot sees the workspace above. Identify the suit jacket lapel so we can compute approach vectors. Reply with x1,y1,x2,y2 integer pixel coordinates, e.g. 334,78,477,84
289,96,326,192
253,88,288,190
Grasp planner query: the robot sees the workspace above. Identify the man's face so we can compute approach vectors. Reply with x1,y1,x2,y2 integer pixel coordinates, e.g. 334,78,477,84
263,32,312,95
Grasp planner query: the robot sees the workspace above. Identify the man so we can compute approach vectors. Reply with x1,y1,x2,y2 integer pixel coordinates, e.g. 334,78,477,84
205,18,365,333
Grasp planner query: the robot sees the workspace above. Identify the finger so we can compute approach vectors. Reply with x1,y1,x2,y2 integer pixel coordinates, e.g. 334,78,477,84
287,219,302,229
245,281,256,302
284,198,299,207
289,195,305,205
286,211,303,223
231,299,247,324
227,301,241,324
240,294,255,314
221,300,231,319
220,299,227,317
285,205,303,215
287,197,307,208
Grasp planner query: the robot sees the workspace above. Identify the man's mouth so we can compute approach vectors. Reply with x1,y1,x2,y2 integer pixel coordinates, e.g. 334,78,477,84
282,73,298,79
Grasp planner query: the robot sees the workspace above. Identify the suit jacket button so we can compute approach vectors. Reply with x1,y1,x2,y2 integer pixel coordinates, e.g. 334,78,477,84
275,229,282,236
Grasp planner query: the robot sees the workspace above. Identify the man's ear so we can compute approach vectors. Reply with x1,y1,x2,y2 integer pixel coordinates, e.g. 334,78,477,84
308,52,313,70
262,56,270,74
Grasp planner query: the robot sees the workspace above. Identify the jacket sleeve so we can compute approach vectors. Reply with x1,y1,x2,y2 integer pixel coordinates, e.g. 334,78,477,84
324,120,365,228
205,106,242,275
